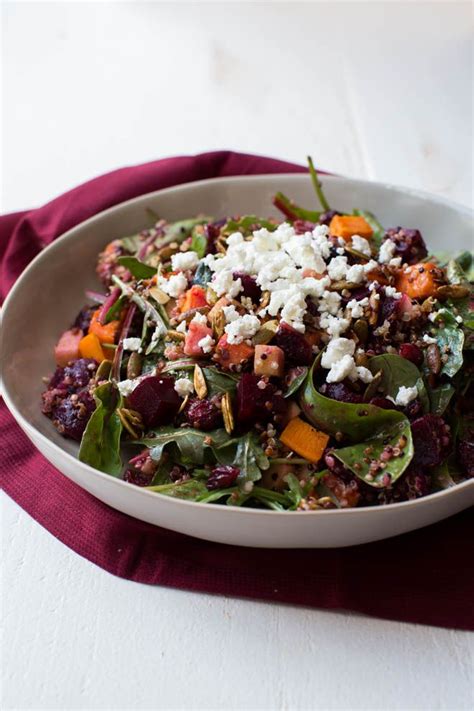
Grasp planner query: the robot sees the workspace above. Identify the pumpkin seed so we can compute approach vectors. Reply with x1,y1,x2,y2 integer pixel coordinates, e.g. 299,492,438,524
206,287,218,305
176,306,210,323
126,352,143,380
158,242,180,260
193,364,208,399
329,280,361,291
353,319,369,345
95,359,112,381
148,286,170,305
166,329,185,342
221,392,234,434
426,343,441,375
210,307,226,339
368,291,380,326
117,408,144,439
177,394,190,414
435,284,470,300
259,291,270,311
344,246,370,262
363,370,382,402
253,319,279,345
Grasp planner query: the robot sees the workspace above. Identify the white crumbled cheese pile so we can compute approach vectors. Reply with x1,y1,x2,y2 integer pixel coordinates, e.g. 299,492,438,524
222,304,240,323
225,314,261,344
122,337,142,352
345,297,369,319
176,320,187,333
117,378,143,397
320,337,373,384
171,251,200,271
423,334,437,345
174,378,194,397
351,235,372,257
384,285,402,299
191,312,208,325
378,239,396,264
158,272,188,298
197,334,215,353
389,385,418,407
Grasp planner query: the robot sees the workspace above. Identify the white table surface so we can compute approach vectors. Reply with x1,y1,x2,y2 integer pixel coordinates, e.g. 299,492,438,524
2,2,473,710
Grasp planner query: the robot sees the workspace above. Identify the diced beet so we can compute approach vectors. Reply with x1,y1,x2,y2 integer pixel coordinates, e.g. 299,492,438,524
411,414,451,469
51,390,95,441
63,359,98,389
127,375,181,428
383,228,428,265
205,223,219,255
236,373,283,425
206,465,240,490
186,398,222,431
274,322,313,366
232,272,262,303
399,343,423,366
320,382,363,404
124,468,154,487
457,434,474,477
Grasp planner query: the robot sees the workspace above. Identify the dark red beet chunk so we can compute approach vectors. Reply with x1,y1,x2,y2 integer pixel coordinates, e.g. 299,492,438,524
457,434,474,477
232,272,262,303
274,322,313,366
48,358,97,392
127,375,181,428
186,398,222,431
236,373,283,425
320,382,363,404
411,414,451,469
399,343,423,366
383,228,428,265
206,465,240,490
51,390,95,441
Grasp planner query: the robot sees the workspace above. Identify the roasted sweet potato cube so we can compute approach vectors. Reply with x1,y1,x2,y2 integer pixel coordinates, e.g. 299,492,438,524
329,215,373,241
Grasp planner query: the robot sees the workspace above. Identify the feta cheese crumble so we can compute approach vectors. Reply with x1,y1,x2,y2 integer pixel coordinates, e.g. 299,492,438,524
122,337,142,352
117,378,142,397
351,235,371,257
158,272,188,298
224,314,261,344
392,385,418,407
379,239,396,264
174,378,194,398
222,305,240,323
197,335,215,353
171,251,199,272
191,312,208,325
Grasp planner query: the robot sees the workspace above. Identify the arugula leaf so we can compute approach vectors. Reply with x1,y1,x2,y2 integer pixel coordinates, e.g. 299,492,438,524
300,360,409,442
214,432,269,488
202,367,239,396
431,461,458,491
117,256,156,280
430,308,464,377
138,427,231,466
272,192,321,222
79,382,123,476
104,295,126,324
368,354,429,412
334,416,413,488
284,367,308,399
222,215,278,235
190,227,207,259
307,156,330,212
352,209,385,247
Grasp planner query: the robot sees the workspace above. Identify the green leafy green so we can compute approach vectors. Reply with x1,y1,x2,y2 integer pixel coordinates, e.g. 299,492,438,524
368,354,429,412
430,308,464,377
428,383,455,415
222,215,277,235
307,156,330,212
79,382,123,476
334,416,413,488
431,461,458,491
146,479,209,500
138,427,231,466
117,256,156,280
217,432,270,488
284,367,308,399
352,209,385,247
300,360,408,442
190,227,207,259
202,367,239,396
120,233,143,254
160,217,211,246
104,295,126,324
273,192,321,222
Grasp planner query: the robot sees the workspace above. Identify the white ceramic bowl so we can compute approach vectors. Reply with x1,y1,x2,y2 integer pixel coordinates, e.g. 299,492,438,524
2,174,473,547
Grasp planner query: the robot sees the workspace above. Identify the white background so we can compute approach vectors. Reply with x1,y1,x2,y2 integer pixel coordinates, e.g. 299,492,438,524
1,1,473,710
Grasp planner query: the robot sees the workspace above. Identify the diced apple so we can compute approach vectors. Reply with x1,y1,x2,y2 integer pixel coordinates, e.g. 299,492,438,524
254,345,285,377
54,328,83,366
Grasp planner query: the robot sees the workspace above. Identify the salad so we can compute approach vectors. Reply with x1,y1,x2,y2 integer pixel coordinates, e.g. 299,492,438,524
41,159,474,511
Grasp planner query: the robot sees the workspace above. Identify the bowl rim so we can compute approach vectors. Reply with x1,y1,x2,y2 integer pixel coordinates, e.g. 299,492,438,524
2,172,473,520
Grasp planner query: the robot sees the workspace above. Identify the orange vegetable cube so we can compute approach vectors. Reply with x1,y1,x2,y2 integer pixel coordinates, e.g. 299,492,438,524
395,262,441,300
329,215,373,241
89,309,121,345
280,417,329,463
214,334,254,370
254,345,285,377
79,332,107,362
179,285,208,313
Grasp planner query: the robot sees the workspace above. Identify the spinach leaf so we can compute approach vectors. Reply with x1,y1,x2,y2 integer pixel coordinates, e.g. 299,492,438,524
431,461,458,491
430,308,464,376
217,432,270,488
104,295,126,324
202,367,239,396
284,367,308,399
222,215,278,235
428,383,455,415
190,227,207,259
138,427,231,466
334,416,413,488
368,354,429,412
193,261,212,287
117,256,156,280
79,382,123,476
146,479,209,500
300,360,408,442
161,217,211,246
352,209,385,247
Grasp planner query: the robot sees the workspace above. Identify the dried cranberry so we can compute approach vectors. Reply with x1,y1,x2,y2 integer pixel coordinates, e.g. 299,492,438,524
51,390,95,441
274,322,313,366
320,382,363,404
399,343,423,366
124,468,154,487
232,272,262,303
127,376,181,428
186,398,222,431
319,210,341,226
206,465,240,490
383,228,428,265
72,305,94,332
405,398,422,420
411,414,451,469
457,433,474,477
293,219,317,234
236,373,283,425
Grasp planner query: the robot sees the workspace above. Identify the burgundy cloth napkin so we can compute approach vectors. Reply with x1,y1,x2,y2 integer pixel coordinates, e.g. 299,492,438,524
1,151,473,631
